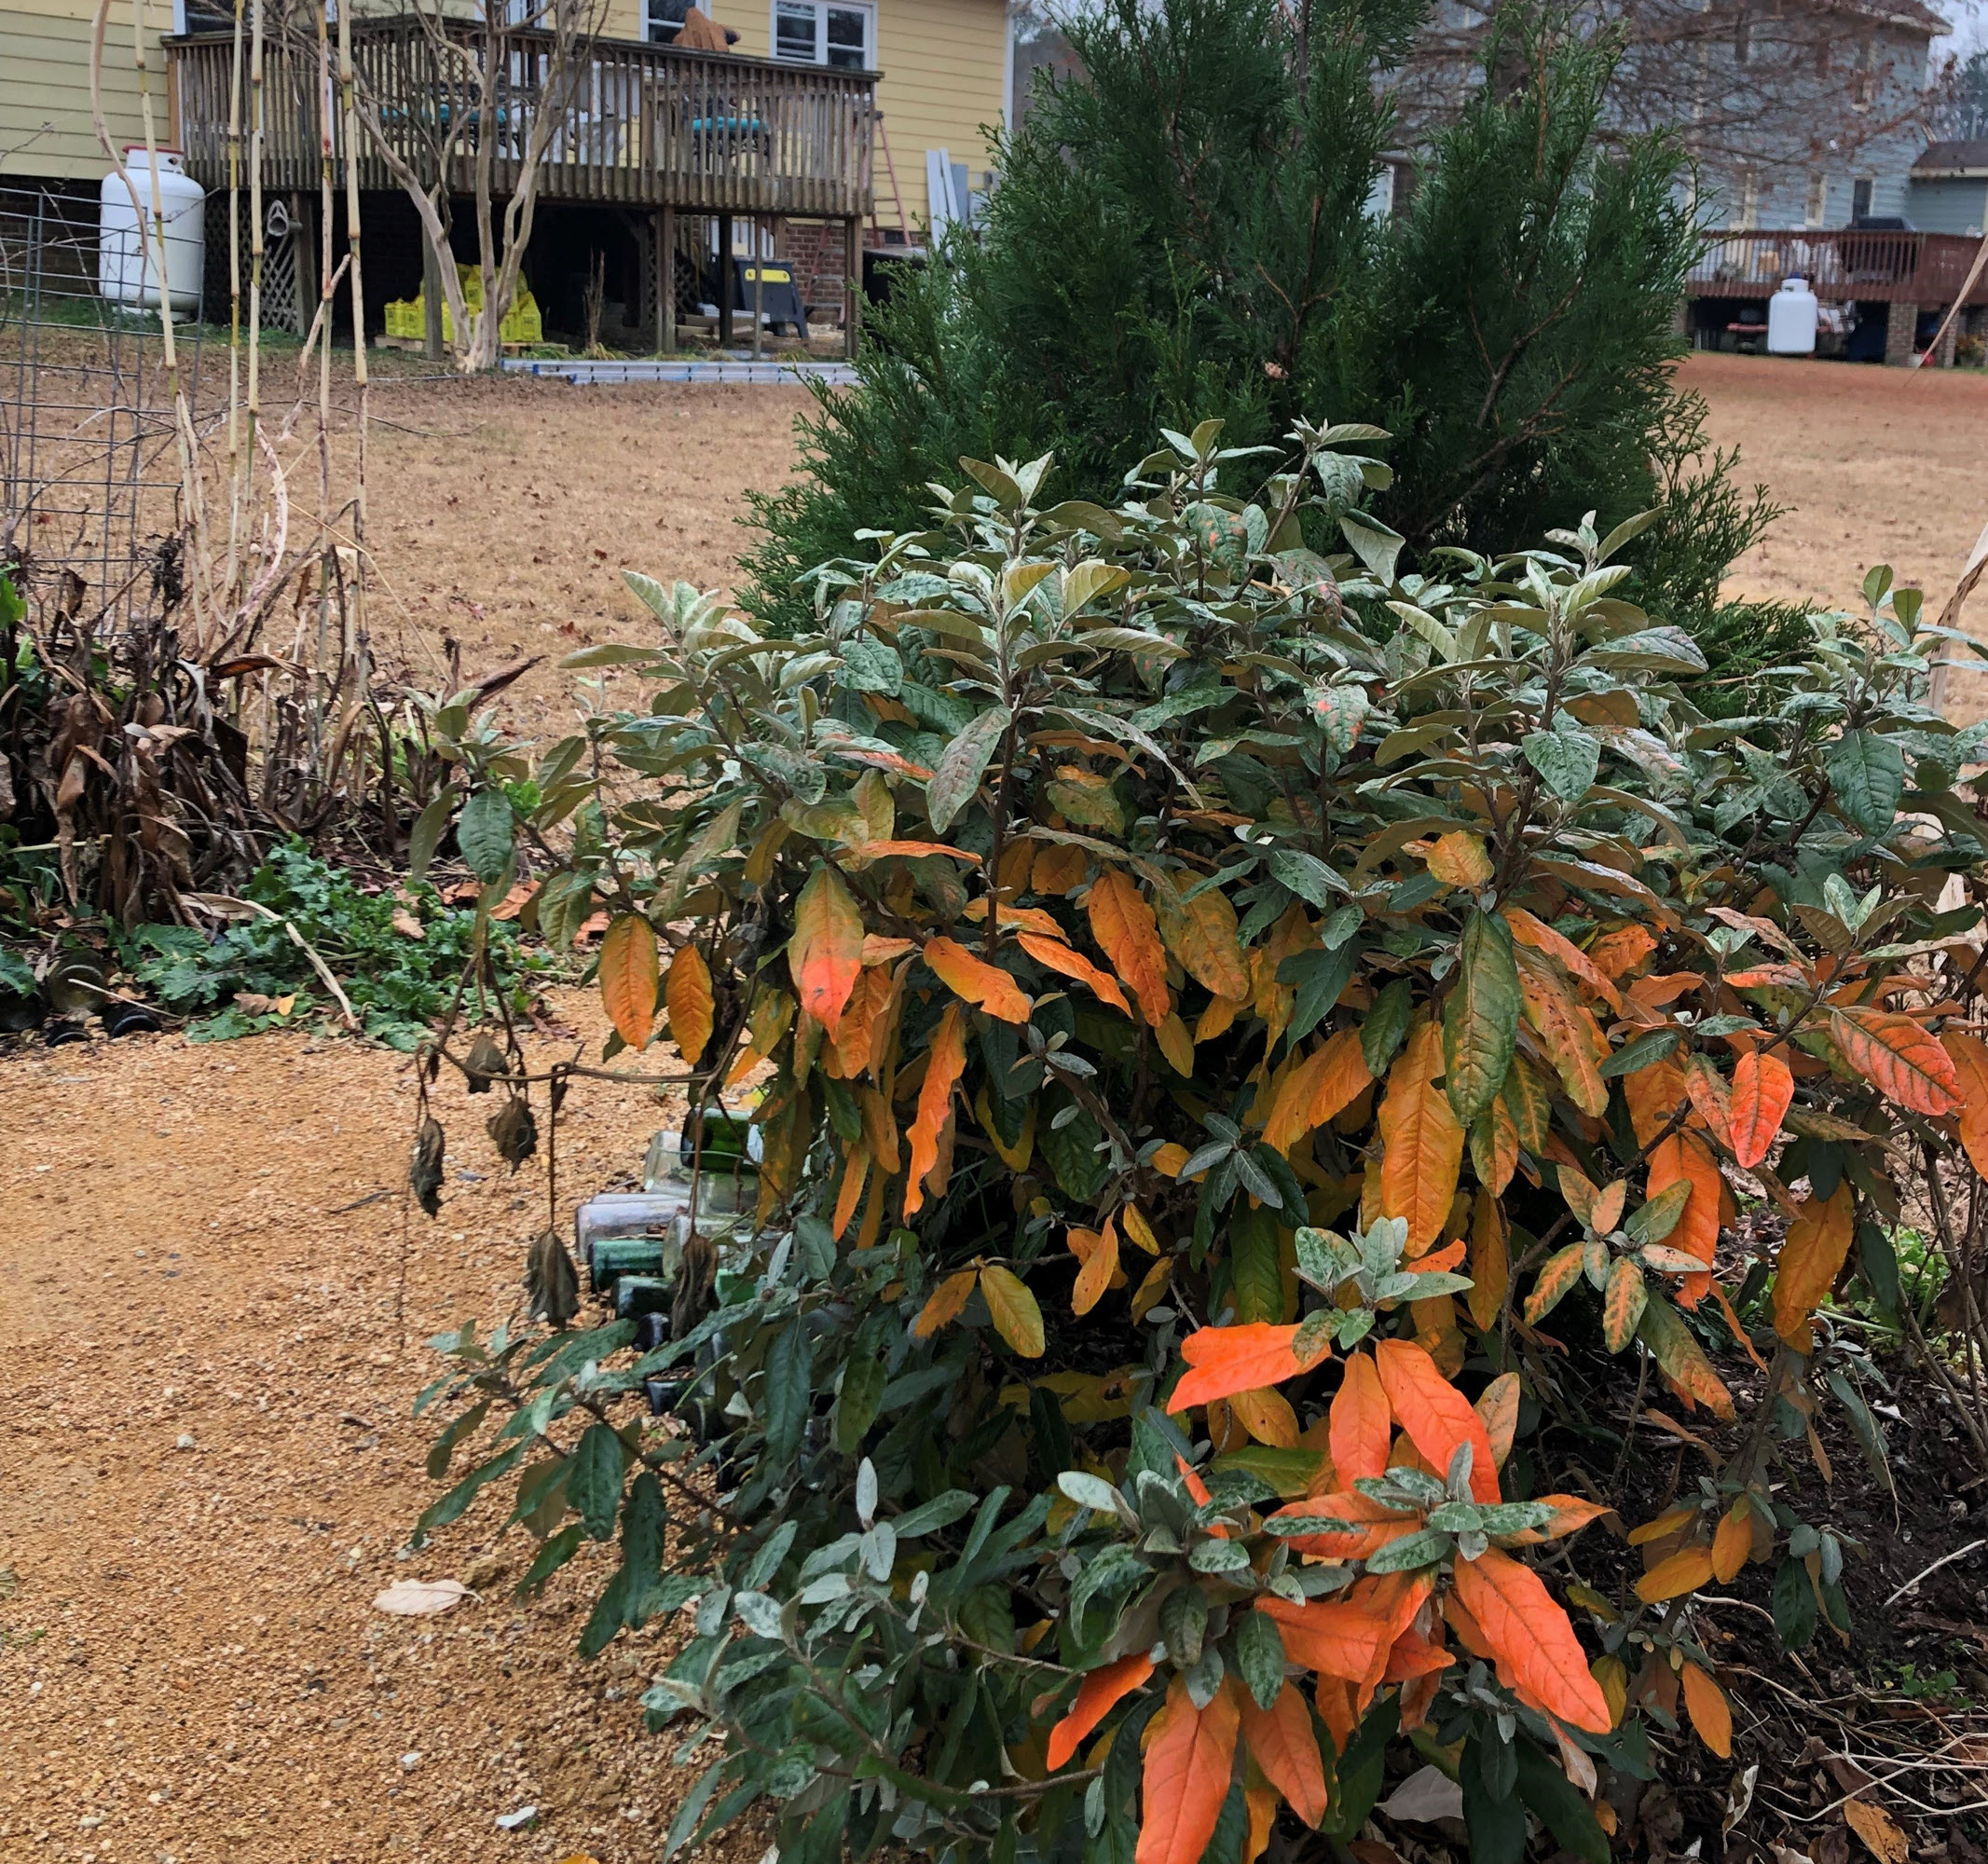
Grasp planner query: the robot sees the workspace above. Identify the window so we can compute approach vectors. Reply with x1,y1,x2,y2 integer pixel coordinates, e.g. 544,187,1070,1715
647,0,688,41
1805,171,1827,226
1852,175,1874,220
773,0,873,68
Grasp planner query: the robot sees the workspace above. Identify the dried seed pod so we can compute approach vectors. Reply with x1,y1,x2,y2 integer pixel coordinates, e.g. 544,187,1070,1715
463,1032,506,1094
525,1228,581,1328
409,1117,446,1217
671,1227,717,1340
487,1094,538,1171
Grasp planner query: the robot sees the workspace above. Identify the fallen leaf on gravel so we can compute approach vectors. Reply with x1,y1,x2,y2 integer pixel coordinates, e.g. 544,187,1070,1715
392,908,425,939
1844,1802,1909,1864
373,1578,471,1615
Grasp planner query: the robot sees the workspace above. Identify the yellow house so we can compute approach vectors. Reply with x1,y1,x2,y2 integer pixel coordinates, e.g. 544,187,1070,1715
1,0,1009,238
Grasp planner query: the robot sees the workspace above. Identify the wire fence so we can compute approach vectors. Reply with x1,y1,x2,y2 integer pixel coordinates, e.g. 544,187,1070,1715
0,180,207,630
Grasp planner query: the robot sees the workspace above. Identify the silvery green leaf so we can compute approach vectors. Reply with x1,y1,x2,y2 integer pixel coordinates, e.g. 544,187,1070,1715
1234,1609,1287,1710
1474,1501,1554,1533
1161,1586,1209,1665
1268,1572,1308,1604
1059,1471,1135,1525
1295,1226,1354,1290
1364,1528,1452,1573
1189,1539,1253,1573
1177,1140,1233,1180
856,1459,879,1529
1183,1645,1226,1708
1264,1511,1359,1538
799,1572,855,1604
1405,1270,1474,1298
1267,847,1339,909
1446,1442,1475,1501
1427,1501,1483,1534
1321,902,1364,949
733,1589,786,1640
1233,1148,1281,1208
1341,512,1405,586
1085,1778,1107,1838
1143,1527,1183,1555
859,1522,898,1583
1373,1270,1422,1301
1456,1529,1488,1562
1521,728,1600,802
1335,1309,1375,1349
694,1583,733,1636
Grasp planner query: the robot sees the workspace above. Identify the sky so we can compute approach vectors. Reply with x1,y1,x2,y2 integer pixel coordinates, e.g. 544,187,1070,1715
1937,0,1988,62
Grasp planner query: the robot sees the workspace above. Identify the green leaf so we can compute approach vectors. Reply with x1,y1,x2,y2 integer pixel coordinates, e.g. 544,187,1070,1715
1858,1220,1901,1316
515,1520,585,1597
835,1350,887,1454
1515,1740,1608,1864
1826,731,1904,835
763,1319,814,1464
457,788,515,883
570,1422,630,1541
841,637,904,694
416,1440,525,1541
1362,978,1415,1077
1267,848,1337,909
1625,1178,1692,1244
1581,626,1707,676
926,706,1011,832
1443,910,1518,1123
1461,1736,1526,1864
1600,1026,1682,1077
407,791,454,883
1520,729,1599,803
1280,942,1359,1048
1773,1556,1817,1649
1340,512,1405,585
425,1399,490,1479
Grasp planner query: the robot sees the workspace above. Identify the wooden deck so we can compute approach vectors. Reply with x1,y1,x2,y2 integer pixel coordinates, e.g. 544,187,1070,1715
167,19,875,219
1690,229,1988,307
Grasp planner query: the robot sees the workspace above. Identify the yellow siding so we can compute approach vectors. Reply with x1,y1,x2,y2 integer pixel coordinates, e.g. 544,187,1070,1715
607,0,1008,231
1,0,177,183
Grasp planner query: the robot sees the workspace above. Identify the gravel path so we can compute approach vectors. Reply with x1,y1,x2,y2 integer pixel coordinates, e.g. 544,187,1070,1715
0,1000,726,1864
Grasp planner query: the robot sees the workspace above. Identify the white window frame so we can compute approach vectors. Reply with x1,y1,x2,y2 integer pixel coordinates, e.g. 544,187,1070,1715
770,0,875,70
646,0,689,43
1804,171,1827,227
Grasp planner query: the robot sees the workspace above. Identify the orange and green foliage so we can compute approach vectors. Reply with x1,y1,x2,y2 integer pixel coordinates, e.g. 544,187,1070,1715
411,420,1988,1862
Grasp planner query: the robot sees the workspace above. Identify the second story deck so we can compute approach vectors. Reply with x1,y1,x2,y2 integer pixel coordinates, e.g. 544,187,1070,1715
1689,228,1988,307
168,17,875,218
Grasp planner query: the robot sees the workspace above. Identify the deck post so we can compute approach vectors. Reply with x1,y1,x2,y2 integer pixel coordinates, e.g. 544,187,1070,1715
751,215,764,362
658,204,676,357
718,212,734,348
1885,299,1919,366
843,217,861,363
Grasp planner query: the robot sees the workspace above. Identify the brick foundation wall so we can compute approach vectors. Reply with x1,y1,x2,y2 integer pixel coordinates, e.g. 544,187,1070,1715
775,219,847,324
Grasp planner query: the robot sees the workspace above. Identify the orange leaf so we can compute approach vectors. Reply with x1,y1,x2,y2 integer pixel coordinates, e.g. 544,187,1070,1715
665,942,716,1066
1680,1662,1732,1758
1426,830,1493,888
1529,1495,1611,1540
1467,1186,1510,1334
914,1268,979,1337
1844,1799,1912,1864
1378,1024,1465,1254
854,839,982,862
1771,1181,1856,1346
1134,1677,1241,1864
789,862,866,1037
1264,1028,1373,1157
1711,1500,1751,1582
1623,1056,1687,1147
1517,961,1610,1117
1254,1594,1395,1683
1157,883,1251,1001
1168,1323,1331,1413
1646,1129,1721,1309
1374,1338,1497,1501
1266,1489,1419,1561
1635,1545,1715,1602
905,1005,968,1218
1451,1548,1612,1733
1470,1096,1519,1198
831,1146,870,1240
1047,1653,1155,1771
1152,1143,1191,1178
1237,1684,1327,1829
1728,1049,1793,1170
1156,1012,1196,1076
1088,869,1171,1029
1230,1386,1301,1447
1329,1352,1392,1484
598,913,660,1048
1682,1053,1734,1150
924,937,1031,1023
1831,1007,1961,1115
1944,1032,1988,1177
1071,1216,1121,1317
1474,1372,1520,1469
1018,931,1131,1015
1503,906,1623,1013
1588,923,1657,980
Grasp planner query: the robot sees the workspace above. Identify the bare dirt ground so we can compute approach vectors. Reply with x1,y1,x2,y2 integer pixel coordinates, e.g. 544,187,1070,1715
1682,352,1988,718
6,353,1988,1864
0,995,733,1864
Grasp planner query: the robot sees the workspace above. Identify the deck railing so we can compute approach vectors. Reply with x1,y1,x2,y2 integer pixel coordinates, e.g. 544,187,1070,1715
168,18,874,217
1688,229,1988,306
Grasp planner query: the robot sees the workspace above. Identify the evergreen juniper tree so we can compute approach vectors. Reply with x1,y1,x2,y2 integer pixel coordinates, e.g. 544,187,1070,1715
744,0,1791,678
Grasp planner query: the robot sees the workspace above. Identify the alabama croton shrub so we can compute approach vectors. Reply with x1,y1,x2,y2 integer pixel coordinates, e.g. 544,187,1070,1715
411,418,1988,1863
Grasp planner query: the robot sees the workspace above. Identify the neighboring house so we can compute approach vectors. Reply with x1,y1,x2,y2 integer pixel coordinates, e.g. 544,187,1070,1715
1909,137,1988,234
0,0,1008,344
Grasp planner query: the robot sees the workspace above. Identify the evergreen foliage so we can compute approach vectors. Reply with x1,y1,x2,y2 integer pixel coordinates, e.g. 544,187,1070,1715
743,0,1780,665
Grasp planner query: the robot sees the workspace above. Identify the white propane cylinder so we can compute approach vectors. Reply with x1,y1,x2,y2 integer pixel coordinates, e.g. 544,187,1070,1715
1767,276,1819,355
99,149,206,316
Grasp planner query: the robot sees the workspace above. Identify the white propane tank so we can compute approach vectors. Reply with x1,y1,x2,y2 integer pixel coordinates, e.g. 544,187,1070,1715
1767,276,1818,355
100,149,205,316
